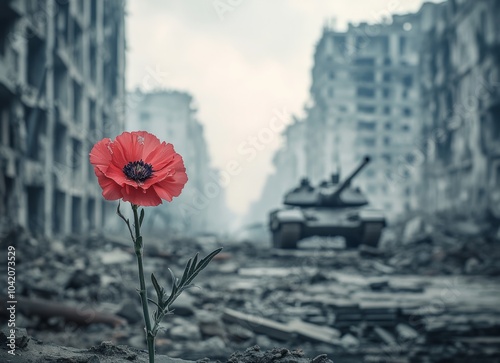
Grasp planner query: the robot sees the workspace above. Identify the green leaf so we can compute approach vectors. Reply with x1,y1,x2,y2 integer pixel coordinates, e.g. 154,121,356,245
189,253,199,276
151,273,163,306
185,248,222,286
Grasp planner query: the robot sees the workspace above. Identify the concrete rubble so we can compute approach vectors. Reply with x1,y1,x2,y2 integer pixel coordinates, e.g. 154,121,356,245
1,213,499,362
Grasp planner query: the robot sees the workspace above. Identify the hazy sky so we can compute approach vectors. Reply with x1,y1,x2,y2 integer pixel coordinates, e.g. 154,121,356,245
126,0,441,216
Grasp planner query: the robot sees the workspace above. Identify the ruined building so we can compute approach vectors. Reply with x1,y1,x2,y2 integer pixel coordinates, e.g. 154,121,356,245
302,7,446,220
126,90,232,234
0,0,126,236
419,0,500,219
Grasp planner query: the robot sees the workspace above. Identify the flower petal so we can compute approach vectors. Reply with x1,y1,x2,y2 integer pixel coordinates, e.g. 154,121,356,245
152,170,188,202
113,131,161,165
95,167,122,200
89,138,112,174
144,142,176,171
105,163,140,187
121,184,162,206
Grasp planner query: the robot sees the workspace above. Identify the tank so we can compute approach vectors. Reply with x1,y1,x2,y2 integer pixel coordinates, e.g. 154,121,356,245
269,156,386,249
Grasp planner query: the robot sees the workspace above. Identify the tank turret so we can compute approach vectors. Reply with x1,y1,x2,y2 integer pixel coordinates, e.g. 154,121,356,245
284,156,371,208
269,156,386,250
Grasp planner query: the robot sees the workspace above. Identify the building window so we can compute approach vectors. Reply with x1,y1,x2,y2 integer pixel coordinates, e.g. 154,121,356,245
399,36,407,55
382,154,392,164
401,124,411,132
402,89,408,99
357,87,375,98
384,122,392,130
354,71,375,83
327,87,334,98
357,105,376,114
384,57,391,66
402,75,413,87
383,73,392,82
382,88,391,98
354,57,375,66
362,137,376,147
357,121,376,131
383,106,391,115
383,136,391,146
329,71,335,80
403,107,412,117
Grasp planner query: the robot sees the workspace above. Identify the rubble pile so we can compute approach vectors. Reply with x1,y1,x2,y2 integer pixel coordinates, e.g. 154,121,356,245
1,215,500,362
381,213,500,275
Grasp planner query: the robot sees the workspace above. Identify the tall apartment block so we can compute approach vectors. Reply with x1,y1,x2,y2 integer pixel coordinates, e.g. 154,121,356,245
419,0,500,218
127,90,231,234
305,9,443,220
0,0,126,236
247,4,444,225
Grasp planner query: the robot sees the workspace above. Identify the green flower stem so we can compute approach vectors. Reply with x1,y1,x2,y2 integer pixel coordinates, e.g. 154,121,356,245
132,204,155,363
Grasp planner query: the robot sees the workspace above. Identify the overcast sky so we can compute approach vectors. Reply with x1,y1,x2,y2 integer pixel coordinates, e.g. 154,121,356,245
126,0,441,217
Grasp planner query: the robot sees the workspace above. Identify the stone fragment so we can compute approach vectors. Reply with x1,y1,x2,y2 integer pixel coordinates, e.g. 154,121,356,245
396,323,419,341
116,300,143,324
374,326,397,346
222,308,294,341
0,327,30,348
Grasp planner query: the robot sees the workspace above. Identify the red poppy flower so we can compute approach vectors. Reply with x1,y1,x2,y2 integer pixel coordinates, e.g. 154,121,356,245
89,131,188,206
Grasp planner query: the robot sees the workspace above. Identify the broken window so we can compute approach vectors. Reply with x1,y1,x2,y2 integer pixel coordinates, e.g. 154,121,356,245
89,43,97,83
90,0,97,27
27,35,46,88
399,36,407,55
87,198,96,230
382,88,391,98
54,57,68,109
0,101,11,147
52,190,66,234
384,122,392,130
354,57,375,66
25,108,46,161
383,73,392,82
357,121,376,131
27,186,44,234
354,71,375,83
403,107,412,117
53,123,67,165
402,75,413,88
383,136,391,146
357,105,376,114
71,138,82,180
71,196,82,233
384,106,391,115
56,1,69,46
357,87,375,98
362,137,376,147
72,20,83,73
73,80,82,123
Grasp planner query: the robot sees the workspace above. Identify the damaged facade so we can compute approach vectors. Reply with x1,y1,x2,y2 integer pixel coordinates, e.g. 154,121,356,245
126,90,232,235
0,0,126,236
249,6,441,223
250,0,500,225
419,0,500,219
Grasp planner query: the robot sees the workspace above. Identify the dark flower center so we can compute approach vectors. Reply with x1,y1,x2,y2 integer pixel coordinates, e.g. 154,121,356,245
123,160,153,183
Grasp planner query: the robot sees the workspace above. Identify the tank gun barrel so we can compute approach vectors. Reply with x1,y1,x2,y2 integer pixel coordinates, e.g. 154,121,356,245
332,156,371,197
